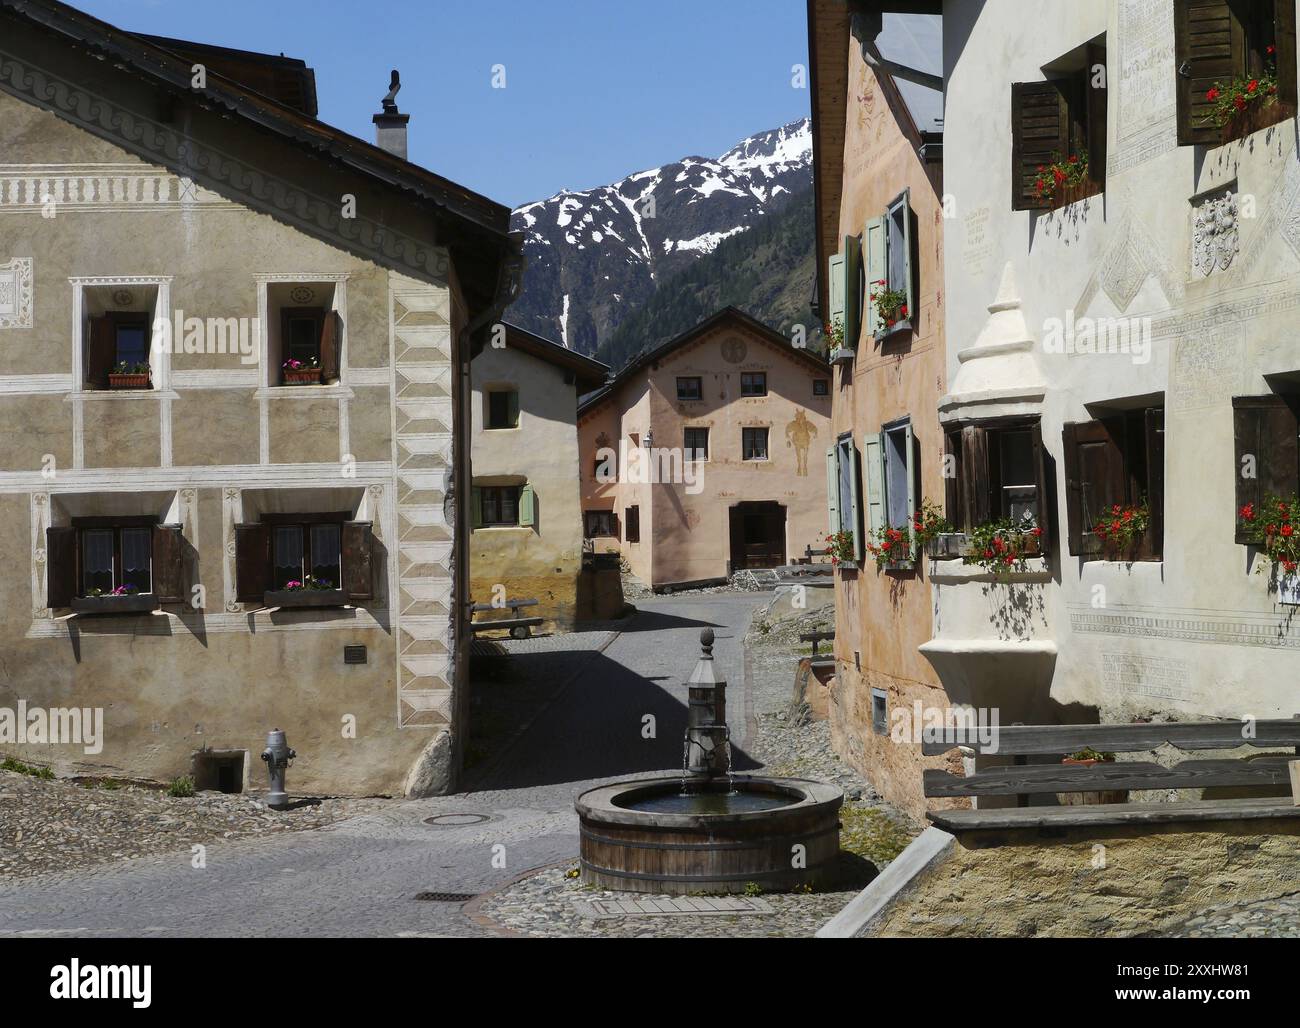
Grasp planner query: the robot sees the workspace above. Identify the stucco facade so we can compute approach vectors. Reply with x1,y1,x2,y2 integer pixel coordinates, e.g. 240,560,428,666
469,327,606,631
0,8,518,796
578,309,832,590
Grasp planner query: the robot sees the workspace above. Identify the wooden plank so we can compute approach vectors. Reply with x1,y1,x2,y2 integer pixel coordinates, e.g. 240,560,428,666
469,598,540,612
928,797,1300,832
923,758,1294,797
468,617,544,632
799,631,835,642
920,719,1300,756
1291,760,1300,806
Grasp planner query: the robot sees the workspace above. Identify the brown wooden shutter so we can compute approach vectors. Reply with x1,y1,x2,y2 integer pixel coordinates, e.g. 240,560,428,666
1062,421,1124,555
151,523,186,603
1233,395,1300,542
959,425,990,529
1145,408,1165,558
319,310,341,384
1278,0,1298,107
46,527,77,608
625,506,640,543
341,521,374,602
1085,43,1108,188
1031,419,1052,556
1011,80,1071,210
234,522,271,603
1174,0,1245,145
944,429,962,530
86,315,115,388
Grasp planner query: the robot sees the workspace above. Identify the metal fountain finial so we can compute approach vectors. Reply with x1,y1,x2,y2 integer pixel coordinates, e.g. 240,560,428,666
700,628,714,659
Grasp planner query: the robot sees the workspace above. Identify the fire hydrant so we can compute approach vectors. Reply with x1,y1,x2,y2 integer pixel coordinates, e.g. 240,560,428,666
260,729,295,810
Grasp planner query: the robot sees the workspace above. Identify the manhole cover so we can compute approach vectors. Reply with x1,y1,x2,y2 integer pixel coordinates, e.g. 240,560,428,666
423,813,491,827
414,891,476,903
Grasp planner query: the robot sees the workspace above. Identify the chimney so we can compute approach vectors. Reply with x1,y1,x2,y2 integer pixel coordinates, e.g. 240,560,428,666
373,69,410,159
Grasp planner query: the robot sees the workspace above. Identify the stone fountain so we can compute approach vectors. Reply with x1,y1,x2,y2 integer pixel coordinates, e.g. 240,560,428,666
575,629,843,894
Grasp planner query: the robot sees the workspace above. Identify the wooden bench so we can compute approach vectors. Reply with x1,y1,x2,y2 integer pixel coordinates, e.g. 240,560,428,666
799,629,835,659
922,717,1300,831
468,597,544,639
796,544,831,565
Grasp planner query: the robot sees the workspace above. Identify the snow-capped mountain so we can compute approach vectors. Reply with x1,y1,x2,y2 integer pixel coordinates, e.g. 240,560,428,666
508,118,812,356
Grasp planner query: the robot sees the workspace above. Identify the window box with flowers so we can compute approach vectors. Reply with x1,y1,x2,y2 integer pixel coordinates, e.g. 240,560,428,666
1089,502,1151,562
958,516,1044,578
265,575,347,609
1239,493,1300,601
1203,44,1293,144
1032,152,1095,211
869,500,950,571
107,362,152,390
71,584,160,615
281,357,322,386
825,530,858,571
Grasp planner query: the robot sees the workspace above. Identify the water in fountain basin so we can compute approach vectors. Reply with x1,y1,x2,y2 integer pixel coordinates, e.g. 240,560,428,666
619,790,796,815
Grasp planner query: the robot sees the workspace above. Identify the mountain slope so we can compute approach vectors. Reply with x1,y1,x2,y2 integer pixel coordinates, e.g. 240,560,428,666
508,119,812,356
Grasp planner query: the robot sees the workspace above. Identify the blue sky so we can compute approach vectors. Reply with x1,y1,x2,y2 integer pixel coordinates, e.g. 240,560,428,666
75,0,812,209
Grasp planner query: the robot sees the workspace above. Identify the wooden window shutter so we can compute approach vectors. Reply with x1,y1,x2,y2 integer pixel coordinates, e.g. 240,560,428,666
612,512,620,540
826,447,840,536
1061,421,1123,555
864,215,888,338
234,522,271,603
471,487,483,529
843,234,862,351
895,189,917,328
46,526,76,608
520,485,537,528
624,505,639,543
944,430,962,530
847,441,864,560
1011,80,1071,210
319,310,341,383
1145,408,1165,556
863,432,886,535
86,315,115,388
827,252,846,337
1277,0,1298,106
959,425,990,530
1174,0,1245,145
1031,420,1052,555
507,390,520,428
151,523,186,603
1085,43,1108,188
342,521,374,602
904,422,917,531
1233,395,1300,542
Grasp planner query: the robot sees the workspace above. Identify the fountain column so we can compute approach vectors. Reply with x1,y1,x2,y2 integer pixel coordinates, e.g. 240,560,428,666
683,629,730,780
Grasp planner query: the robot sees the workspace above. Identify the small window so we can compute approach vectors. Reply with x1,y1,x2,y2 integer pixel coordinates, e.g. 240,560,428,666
584,510,617,538
944,420,1050,550
233,514,372,605
269,519,342,589
741,372,767,397
279,307,327,384
1232,394,1300,543
480,486,522,527
677,377,703,401
77,521,154,596
487,389,520,429
625,506,640,543
871,689,888,736
742,427,769,461
813,379,829,396
883,422,912,529
684,427,709,461
864,192,916,338
264,280,342,387
112,316,149,371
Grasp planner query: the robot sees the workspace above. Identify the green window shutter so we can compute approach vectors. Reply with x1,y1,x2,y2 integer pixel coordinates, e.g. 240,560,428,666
843,234,862,351
470,486,483,529
848,441,863,561
519,484,536,527
864,432,885,533
898,189,915,327
826,446,840,536
507,391,520,428
827,252,846,340
904,422,917,551
864,216,887,338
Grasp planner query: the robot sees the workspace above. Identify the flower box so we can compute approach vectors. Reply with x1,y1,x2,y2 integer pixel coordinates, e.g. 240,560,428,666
264,588,347,608
828,346,855,365
925,532,1041,560
108,373,151,390
1220,101,1292,144
282,368,322,386
71,593,160,614
1044,179,1099,211
835,561,859,572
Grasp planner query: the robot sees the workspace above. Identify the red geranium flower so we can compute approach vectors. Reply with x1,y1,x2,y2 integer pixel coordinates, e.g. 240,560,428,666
1206,87,1220,102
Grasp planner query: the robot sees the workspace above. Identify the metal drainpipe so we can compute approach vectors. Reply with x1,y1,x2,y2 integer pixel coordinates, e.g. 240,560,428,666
447,234,526,787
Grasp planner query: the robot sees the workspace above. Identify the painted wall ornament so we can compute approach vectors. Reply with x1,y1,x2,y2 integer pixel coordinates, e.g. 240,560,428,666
785,408,818,477
0,257,33,328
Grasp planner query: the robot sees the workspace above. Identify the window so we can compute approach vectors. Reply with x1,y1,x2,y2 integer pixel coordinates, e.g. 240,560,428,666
684,427,709,461
1011,40,1106,210
677,377,703,401
742,427,769,461
826,234,863,360
487,389,520,429
584,510,618,538
1175,0,1295,145
45,517,186,607
261,278,344,388
277,307,338,385
78,279,166,391
481,486,520,526
234,515,374,604
625,506,640,543
861,420,918,564
741,372,767,397
943,419,1051,549
813,379,829,397
80,521,152,595
1232,393,1300,542
827,435,863,560
1061,407,1164,559
871,689,888,736
864,191,917,338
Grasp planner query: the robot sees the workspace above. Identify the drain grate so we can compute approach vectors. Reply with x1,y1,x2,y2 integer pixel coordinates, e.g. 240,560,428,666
414,891,477,903
423,813,492,827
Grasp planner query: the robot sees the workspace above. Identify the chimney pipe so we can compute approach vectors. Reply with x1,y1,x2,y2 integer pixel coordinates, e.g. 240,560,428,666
373,69,410,159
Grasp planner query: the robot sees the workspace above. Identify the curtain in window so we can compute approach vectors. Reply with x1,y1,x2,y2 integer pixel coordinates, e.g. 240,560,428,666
310,524,341,588
273,526,304,588
121,527,152,593
82,529,114,594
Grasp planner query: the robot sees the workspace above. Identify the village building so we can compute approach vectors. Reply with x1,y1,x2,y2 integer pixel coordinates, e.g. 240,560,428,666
809,1,954,818
469,325,608,632
0,1,521,796
577,308,832,591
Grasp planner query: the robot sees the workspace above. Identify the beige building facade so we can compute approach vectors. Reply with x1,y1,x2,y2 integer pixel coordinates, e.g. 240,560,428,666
470,326,607,631
578,308,832,590
0,4,520,796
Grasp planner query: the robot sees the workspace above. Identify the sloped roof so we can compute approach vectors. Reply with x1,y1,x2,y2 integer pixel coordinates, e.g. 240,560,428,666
498,324,609,395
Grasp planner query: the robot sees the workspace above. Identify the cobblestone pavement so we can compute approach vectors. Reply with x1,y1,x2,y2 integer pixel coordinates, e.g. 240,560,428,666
0,595,777,938
1161,893,1300,938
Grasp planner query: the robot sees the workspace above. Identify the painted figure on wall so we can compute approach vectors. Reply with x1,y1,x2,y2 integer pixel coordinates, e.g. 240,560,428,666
785,408,818,477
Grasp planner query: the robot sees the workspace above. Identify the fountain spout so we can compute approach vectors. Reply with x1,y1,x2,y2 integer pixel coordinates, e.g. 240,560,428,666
683,629,730,781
